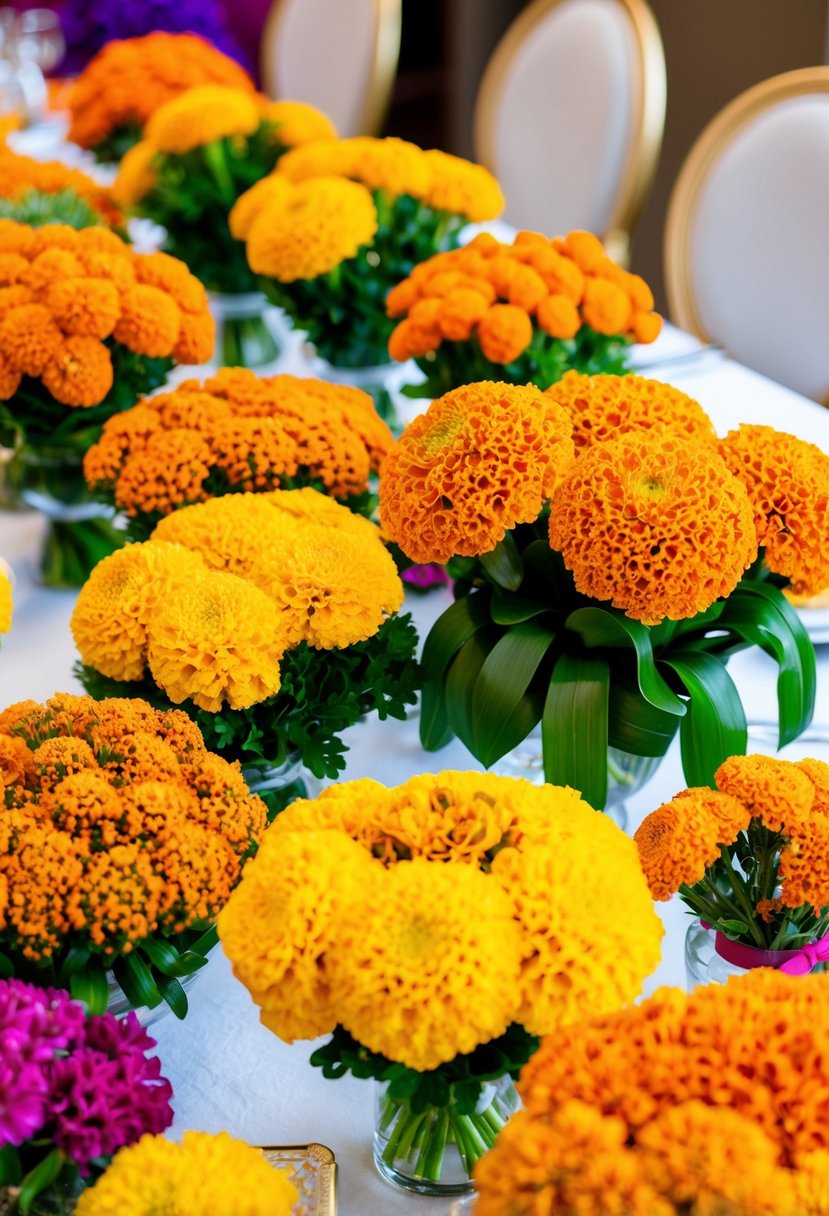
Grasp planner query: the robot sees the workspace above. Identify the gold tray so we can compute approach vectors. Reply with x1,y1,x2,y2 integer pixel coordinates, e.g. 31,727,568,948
261,1143,337,1215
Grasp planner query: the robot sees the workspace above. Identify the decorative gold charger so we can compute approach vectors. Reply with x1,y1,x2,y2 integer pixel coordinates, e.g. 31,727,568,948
261,1144,337,1215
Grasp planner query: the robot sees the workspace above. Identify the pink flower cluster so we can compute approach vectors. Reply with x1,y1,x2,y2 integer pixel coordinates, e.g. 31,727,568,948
0,978,172,1171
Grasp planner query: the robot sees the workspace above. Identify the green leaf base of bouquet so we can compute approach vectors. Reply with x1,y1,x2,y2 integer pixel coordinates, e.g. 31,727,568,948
38,516,126,589
0,1153,80,1216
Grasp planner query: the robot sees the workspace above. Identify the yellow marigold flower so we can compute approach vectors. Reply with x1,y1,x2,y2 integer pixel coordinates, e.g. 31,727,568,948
71,541,208,681
476,302,533,363
0,302,62,375
145,85,261,154
634,788,751,900
421,148,505,221
277,135,432,200
113,284,181,358
715,753,816,833
74,1130,297,1216
228,174,292,240
548,433,758,624
219,829,375,1041
146,570,285,712
546,370,718,452
0,566,11,634
41,335,113,407
379,381,575,564
719,424,829,597
45,277,121,340
330,857,522,1071
113,141,157,208
245,176,377,281
150,494,298,584
262,98,337,147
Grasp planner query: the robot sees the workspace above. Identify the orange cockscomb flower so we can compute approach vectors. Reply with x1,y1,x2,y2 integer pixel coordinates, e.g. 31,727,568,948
714,753,816,833
379,380,576,564
719,424,829,597
548,432,758,624
634,788,751,900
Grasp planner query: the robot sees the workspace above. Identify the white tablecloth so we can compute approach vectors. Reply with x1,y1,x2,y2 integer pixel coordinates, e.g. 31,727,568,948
2,328,829,1215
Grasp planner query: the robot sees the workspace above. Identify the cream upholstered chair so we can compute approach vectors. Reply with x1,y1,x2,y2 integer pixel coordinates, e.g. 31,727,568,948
665,67,829,404
474,0,666,263
260,0,401,137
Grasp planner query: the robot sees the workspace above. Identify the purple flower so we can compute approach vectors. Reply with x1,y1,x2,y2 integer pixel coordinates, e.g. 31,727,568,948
0,979,85,1063
402,563,451,592
0,1057,48,1147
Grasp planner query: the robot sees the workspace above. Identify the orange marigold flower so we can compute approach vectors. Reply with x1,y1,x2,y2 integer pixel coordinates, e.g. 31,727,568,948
41,335,113,407
477,303,533,363
536,292,581,339
83,405,164,489
0,252,28,286
506,263,547,311
145,85,261,154
172,309,216,365
0,352,21,398
32,736,98,792
0,285,34,320
719,424,829,597
715,754,816,833
379,380,576,564
582,275,633,334
45,277,121,339
115,430,214,516
548,432,758,623
277,135,431,200
1,826,83,960
133,251,207,315
75,249,136,293
779,816,829,913
634,788,751,900
113,284,181,358
545,370,717,452
565,229,606,272
21,247,84,294
632,309,663,344
0,302,63,375
798,759,829,816
437,286,491,341
0,735,35,786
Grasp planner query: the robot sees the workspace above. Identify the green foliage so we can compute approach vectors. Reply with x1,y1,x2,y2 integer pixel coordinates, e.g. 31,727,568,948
93,122,143,163
0,188,104,231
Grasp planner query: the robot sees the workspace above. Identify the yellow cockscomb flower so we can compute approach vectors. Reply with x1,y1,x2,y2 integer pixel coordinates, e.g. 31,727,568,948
262,98,337,147
145,85,261,154
548,432,758,624
379,380,575,564
74,1130,297,1216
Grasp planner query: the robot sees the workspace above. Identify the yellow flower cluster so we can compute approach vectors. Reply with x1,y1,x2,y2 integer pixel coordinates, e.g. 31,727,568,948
0,562,10,635
0,144,122,227
219,770,662,1071
386,229,661,363
0,224,214,405
75,1131,297,1216
71,490,404,710
84,368,393,517
66,32,256,152
0,693,266,962
473,970,829,1215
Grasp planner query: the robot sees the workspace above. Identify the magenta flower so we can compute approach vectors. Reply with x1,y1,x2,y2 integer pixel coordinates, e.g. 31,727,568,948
0,1057,47,1146
402,563,451,592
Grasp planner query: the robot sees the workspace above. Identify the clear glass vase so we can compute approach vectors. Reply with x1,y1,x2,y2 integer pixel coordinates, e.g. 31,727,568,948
684,918,810,989
208,291,283,370
105,962,207,1028
373,1075,519,1197
241,756,321,821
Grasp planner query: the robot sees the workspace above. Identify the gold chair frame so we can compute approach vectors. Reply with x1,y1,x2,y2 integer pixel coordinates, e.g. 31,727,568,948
665,66,829,339
260,0,402,136
473,0,666,258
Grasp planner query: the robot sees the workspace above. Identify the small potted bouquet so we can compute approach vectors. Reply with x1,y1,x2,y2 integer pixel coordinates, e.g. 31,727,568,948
386,228,662,400
219,770,662,1196
115,89,336,367
74,1132,297,1216
472,969,829,1216
0,978,172,1215
229,135,505,395
0,221,214,585
0,145,122,230
71,490,419,807
0,692,267,1020
636,751,829,987
379,377,826,812
65,31,256,162
82,367,393,539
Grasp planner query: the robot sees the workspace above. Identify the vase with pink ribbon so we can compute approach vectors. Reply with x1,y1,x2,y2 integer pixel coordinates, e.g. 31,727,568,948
633,750,829,991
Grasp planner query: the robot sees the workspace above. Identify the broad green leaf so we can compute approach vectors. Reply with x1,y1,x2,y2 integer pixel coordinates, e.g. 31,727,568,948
140,937,201,978
607,679,680,757
490,585,546,625
157,974,188,1020
18,1149,64,1215
420,593,490,750
112,952,162,1011
719,919,749,938
0,1144,21,1187
566,606,686,715
470,622,555,765
69,963,109,1015
445,631,498,758
0,950,13,979
58,943,91,985
542,653,610,810
188,924,219,957
479,534,523,591
660,650,747,787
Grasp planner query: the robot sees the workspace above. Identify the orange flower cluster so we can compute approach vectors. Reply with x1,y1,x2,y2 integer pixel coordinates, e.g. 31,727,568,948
84,368,393,518
0,224,214,406
635,753,829,910
474,970,829,1215
0,693,266,962
66,32,255,152
386,229,662,364
378,381,575,564
0,145,122,226
720,424,829,597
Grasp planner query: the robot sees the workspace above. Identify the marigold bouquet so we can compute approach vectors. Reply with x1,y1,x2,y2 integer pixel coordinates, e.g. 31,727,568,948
379,377,825,809
636,753,829,972
82,368,392,538
66,31,256,161
0,692,267,1019
0,979,172,1215
0,146,122,230
230,135,505,371
218,770,662,1191
0,221,214,585
70,490,419,795
387,228,662,399
474,969,829,1216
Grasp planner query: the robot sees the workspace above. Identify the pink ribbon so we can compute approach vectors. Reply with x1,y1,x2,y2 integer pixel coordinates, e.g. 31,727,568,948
779,936,829,976
704,922,829,974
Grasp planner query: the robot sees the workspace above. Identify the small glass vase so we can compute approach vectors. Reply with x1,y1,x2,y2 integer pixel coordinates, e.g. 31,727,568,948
373,1074,518,1197
208,291,283,370
104,961,206,1028
241,756,321,821
684,918,813,989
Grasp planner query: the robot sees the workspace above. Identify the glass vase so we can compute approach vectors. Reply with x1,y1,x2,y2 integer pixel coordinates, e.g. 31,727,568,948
105,962,206,1028
373,1074,519,1197
684,918,812,989
241,756,321,821
208,291,283,370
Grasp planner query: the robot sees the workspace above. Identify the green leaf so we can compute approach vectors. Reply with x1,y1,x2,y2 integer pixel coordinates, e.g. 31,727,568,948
542,653,610,809
489,585,546,625
18,1149,64,1215
140,938,207,978
470,622,555,765
58,943,92,985
111,952,162,1011
0,1144,21,1186
479,534,523,591
445,631,498,757
719,919,749,938
607,679,680,757
187,924,219,957
0,950,13,980
660,650,747,787
420,593,491,751
565,606,686,715
69,963,109,1015
156,974,189,1020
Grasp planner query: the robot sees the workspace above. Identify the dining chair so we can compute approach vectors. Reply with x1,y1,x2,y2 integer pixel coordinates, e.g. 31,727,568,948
473,0,666,264
259,0,401,137
664,66,829,404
